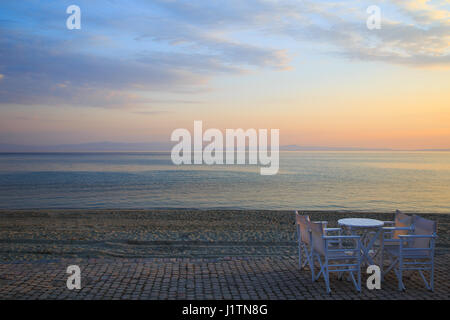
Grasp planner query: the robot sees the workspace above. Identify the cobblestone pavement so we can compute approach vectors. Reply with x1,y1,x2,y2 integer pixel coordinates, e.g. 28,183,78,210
1,252,448,300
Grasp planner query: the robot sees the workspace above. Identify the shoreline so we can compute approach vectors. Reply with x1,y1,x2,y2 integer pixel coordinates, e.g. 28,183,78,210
1,208,450,215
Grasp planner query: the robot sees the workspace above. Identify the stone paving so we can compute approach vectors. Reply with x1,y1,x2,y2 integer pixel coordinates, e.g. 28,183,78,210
1,252,448,300
1,210,448,299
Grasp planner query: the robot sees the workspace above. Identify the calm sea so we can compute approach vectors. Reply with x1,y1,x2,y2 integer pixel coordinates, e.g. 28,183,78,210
0,152,449,213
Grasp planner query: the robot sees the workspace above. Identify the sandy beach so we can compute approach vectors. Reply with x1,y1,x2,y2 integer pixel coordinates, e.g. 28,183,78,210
1,210,449,300
1,209,449,262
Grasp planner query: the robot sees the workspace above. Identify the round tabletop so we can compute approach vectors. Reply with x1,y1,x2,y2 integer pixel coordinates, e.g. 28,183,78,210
338,218,384,228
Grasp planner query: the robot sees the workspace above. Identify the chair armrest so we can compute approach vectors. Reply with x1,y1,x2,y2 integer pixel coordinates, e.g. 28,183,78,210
398,235,437,239
382,226,412,231
324,228,341,232
324,235,360,240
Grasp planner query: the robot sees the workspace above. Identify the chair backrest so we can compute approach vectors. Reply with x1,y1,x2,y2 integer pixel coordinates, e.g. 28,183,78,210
411,215,437,248
308,220,326,256
295,212,311,244
394,210,413,239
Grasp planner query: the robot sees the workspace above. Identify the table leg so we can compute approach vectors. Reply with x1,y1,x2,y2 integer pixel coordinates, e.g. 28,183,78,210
361,227,382,266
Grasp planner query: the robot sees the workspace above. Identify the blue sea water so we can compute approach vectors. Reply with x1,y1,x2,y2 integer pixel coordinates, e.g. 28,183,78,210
0,152,449,212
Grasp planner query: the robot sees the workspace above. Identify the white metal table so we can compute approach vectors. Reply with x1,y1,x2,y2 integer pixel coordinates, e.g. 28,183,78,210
338,218,384,266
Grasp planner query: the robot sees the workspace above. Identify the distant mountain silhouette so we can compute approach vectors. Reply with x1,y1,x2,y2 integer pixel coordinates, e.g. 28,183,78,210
0,142,448,152
280,145,450,151
0,142,172,152
279,145,394,151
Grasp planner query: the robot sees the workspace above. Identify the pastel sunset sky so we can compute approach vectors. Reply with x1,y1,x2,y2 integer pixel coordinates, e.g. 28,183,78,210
0,0,449,149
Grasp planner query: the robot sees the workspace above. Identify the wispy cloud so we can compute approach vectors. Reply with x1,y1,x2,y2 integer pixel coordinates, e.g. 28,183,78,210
0,0,448,109
264,0,450,67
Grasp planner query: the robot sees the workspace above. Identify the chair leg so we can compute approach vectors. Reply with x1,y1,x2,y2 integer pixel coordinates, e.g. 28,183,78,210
430,258,435,292
418,270,433,291
396,267,405,291
357,265,361,292
324,266,330,294
298,242,302,270
349,270,361,293
315,256,325,281
383,256,398,280
297,227,302,270
323,257,330,294
302,246,311,269
357,244,362,292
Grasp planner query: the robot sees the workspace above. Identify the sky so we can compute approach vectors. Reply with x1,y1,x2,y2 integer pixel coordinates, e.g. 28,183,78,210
0,0,449,149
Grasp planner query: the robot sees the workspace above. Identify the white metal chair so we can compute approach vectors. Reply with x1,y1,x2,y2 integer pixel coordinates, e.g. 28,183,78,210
382,210,413,240
295,211,341,273
382,214,437,291
295,213,313,271
381,210,414,277
308,219,362,294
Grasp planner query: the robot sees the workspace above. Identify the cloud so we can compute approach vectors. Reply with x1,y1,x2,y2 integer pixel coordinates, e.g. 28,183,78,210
390,0,450,23
142,0,449,68
0,31,231,107
0,1,290,108
287,20,450,67
346,22,450,67
148,0,300,27
0,0,448,109
262,0,450,67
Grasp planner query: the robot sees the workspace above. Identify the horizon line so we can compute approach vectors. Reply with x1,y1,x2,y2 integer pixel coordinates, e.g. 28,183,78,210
0,142,449,153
